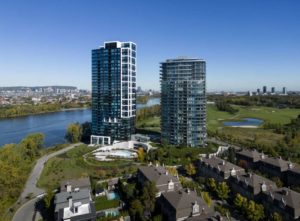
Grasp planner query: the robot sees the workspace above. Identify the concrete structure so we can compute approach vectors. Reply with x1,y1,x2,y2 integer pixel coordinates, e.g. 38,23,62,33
159,189,213,221
198,156,244,182
137,164,182,197
160,58,206,147
92,41,136,143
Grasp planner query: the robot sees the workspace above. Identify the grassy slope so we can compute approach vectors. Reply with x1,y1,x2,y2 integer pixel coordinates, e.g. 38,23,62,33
37,145,138,190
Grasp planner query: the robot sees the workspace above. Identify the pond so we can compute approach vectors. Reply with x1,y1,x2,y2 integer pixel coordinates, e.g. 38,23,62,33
223,118,264,127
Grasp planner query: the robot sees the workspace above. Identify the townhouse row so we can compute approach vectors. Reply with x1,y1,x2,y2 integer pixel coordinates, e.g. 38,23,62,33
198,152,300,221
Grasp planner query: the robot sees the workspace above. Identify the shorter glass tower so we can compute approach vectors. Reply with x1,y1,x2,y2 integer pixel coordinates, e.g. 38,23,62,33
92,41,136,142
160,58,206,147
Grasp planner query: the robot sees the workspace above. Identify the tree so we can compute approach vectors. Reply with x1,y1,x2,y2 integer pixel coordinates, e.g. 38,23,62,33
129,199,144,221
201,191,212,208
185,163,196,176
207,178,217,192
271,176,283,188
270,212,282,221
141,182,158,214
216,182,230,201
65,123,82,143
152,215,162,221
233,193,247,211
166,166,178,176
137,148,145,162
246,200,264,221
44,189,54,209
21,133,44,159
81,122,91,143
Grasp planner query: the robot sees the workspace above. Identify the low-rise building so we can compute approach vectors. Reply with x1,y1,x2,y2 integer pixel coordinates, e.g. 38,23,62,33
60,177,91,192
262,188,300,221
137,164,182,197
55,178,96,221
235,149,262,169
159,189,213,221
236,149,300,186
229,172,277,200
54,188,96,221
287,166,300,186
198,156,244,182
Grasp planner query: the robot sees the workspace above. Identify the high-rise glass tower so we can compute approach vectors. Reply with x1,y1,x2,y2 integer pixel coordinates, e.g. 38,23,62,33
91,41,136,143
160,58,206,147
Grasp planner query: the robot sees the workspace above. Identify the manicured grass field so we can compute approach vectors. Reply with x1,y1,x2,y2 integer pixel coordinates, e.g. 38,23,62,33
207,104,300,131
37,145,138,190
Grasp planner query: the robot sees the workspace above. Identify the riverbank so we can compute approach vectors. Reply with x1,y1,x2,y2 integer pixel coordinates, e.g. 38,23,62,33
0,105,90,120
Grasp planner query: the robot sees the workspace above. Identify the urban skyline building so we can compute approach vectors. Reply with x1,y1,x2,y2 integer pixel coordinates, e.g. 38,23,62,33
263,86,267,94
160,58,206,147
91,41,136,144
271,87,275,94
283,87,287,95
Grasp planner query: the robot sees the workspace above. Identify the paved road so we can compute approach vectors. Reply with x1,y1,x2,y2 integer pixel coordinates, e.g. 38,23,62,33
13,198,39,221
207,137,242,150
13,143,82,221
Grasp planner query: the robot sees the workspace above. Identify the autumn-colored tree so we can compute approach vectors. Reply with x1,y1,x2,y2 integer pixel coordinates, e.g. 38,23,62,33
185,163,196,176
201,191,212,208
137,148,145,162
65,123,82,143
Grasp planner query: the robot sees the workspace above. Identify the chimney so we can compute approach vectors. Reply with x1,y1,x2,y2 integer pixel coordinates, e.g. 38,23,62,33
67,184,72,193
68,197,73,210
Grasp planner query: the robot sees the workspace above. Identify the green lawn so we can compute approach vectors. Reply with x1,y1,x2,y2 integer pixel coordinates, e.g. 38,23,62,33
207,104,300,131
95,196,120,211
37,145,138,190
136,116,160,132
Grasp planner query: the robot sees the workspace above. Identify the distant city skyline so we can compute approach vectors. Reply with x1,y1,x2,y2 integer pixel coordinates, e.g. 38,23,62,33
0,0,300,91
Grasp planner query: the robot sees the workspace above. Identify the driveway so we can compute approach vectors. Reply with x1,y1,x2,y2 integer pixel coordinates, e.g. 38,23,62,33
13,142,82,221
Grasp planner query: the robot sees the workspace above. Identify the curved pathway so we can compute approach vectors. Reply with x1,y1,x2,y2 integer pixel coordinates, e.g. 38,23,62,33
13,142,82,221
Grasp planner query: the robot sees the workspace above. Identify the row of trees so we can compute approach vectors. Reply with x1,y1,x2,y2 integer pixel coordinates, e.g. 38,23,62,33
233,193,265,221
0,103,61,118
209,95,300,108
0,133,45,219
215,101,239,114
118,180,159,221
0,101,90,119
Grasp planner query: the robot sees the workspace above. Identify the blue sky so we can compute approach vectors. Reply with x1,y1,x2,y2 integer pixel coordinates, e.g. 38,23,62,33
0,0,299,91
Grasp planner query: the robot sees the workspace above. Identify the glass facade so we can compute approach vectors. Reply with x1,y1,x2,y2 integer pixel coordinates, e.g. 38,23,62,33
92,41,136,142
160,58,206,147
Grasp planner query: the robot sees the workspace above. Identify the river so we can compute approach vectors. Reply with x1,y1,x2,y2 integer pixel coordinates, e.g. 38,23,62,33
0,98,160,147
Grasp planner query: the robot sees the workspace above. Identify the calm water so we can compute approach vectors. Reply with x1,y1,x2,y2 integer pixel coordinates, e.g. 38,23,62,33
223,118,264,127
0,98,161,147
136,98,160,109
